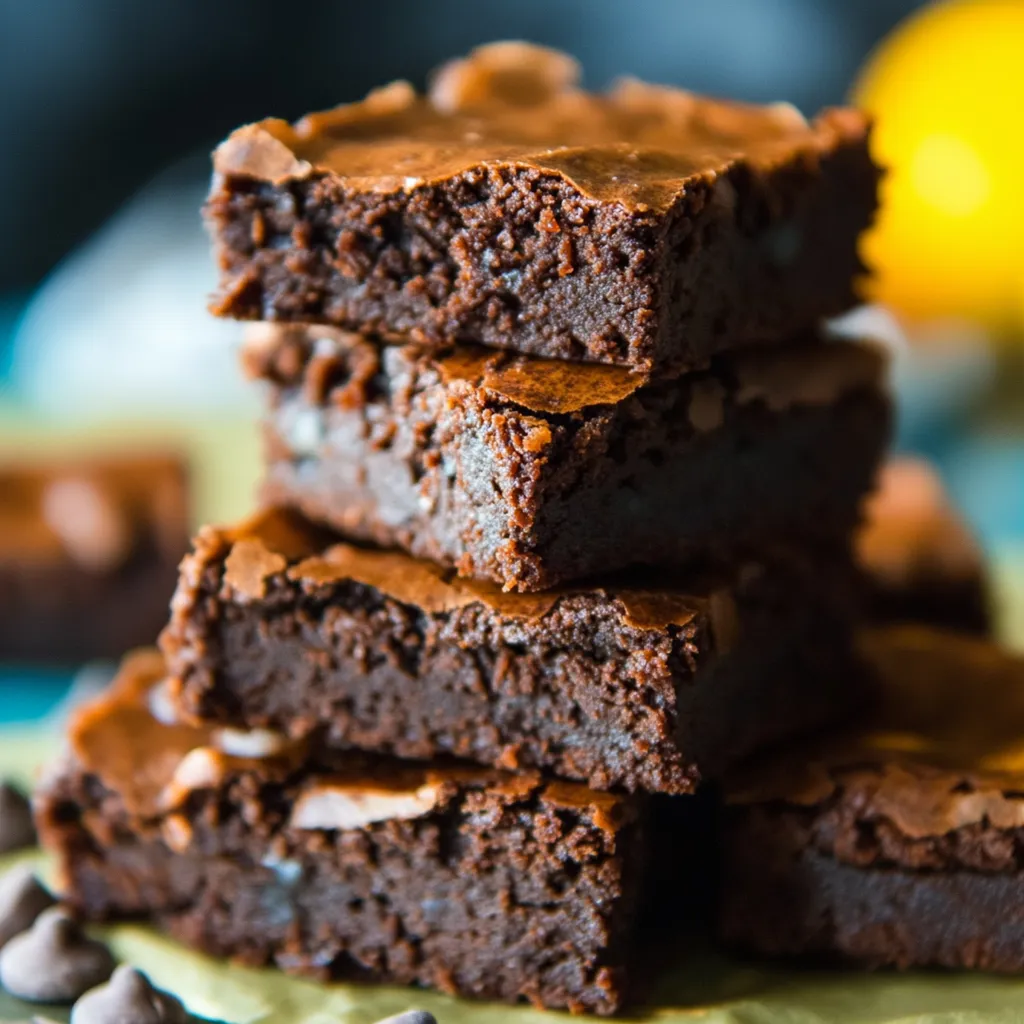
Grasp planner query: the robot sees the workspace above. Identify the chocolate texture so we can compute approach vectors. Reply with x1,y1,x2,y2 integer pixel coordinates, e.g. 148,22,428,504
158,508,863,794
36,652,645,1015
246,325,890,592
207,42,879,375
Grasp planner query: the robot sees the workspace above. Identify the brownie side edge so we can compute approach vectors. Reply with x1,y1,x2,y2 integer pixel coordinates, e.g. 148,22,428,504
37,758,643,1014
161,526,861,793
720,808,1024,970
654,124,880,372
260,383,890,592
206,130,877,373
161,537,708,794
208,165,663,368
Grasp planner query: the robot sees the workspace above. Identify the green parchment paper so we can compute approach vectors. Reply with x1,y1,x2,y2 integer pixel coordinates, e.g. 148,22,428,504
6,733,1024,1024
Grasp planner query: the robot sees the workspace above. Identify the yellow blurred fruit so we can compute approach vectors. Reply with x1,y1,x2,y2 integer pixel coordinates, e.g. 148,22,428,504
854,0,1024,327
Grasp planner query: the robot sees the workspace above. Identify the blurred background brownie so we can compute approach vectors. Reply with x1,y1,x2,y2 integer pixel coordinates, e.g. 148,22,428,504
720,626,1024,969
246,325,890,592
0,453,189,663
856,457,991,634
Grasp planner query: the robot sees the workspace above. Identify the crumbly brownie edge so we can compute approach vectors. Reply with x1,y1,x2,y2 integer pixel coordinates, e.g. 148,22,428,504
247,326,890,592
161,532,707,794
208,165,663,368
207,131,877,373
37,759,643,1014
260,384,891,592
161,521,862,793
655,124,879,371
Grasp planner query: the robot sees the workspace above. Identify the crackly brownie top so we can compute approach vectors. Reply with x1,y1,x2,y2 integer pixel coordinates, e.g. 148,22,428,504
65,649,629,832
193,506,739,639
726,627,1024,839
213,41,869,214
243,323,886,419
0,454,188,571
856,457,985,590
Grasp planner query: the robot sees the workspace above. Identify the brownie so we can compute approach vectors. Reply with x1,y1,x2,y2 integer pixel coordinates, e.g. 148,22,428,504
246,324,890,592
159,507,862,795
0,453,189,663
35,650,646,1015
720,626,1024,970
207,42,879,375
856,458,990,634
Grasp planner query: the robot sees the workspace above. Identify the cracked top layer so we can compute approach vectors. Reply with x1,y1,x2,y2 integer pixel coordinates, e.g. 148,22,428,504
726,627,1024,839
198,505,739,637
213,41,869,214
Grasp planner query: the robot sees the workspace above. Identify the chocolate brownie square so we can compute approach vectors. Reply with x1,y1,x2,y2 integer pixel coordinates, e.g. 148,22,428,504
720,626,1024,970
0,453,189,663
207,42,879,375
159,508,863,795
246,324,890,592
36,651,645,1014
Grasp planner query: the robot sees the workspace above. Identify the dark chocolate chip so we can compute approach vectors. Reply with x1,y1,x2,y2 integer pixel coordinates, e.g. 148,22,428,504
0,783,36,853
374,1012,438,1024
71,964,187,1024
0,866,56,948
0,907,115,1003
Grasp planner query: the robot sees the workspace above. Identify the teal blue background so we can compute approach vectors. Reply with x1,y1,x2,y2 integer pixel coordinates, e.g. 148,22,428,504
0,671,75,724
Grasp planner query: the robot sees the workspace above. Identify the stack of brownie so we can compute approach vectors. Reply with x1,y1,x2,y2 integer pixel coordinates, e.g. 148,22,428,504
36,44,890,1015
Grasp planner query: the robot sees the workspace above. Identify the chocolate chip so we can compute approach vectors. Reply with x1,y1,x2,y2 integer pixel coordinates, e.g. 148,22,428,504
374,1012,438,1024
71,965,187,1024
0,782,36,853
0,907,114,1003
0,866,56,948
